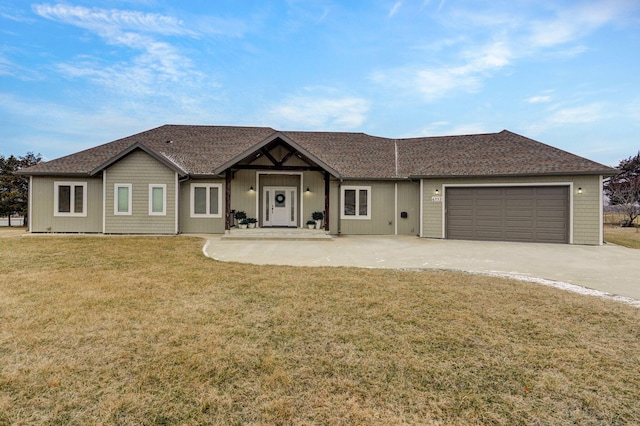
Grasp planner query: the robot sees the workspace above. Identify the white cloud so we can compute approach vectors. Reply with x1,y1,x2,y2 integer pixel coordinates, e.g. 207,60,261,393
526,95,552,104
267,94,370,130
525,102,609,136
371,41,511,101
418,121,489,137
548,103,607,125
32,4,195,37
528,1,638,48
32,3,210,95
389,1,402,17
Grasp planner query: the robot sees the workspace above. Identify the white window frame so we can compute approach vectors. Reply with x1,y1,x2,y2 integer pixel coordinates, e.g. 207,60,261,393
190,183,223,218
54,181,87,217
148,184,167,216
114,184,132,216
340,185,371,220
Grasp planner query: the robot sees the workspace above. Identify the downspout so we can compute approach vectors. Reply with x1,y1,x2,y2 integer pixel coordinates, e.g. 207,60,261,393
419,178,423,238
28,176,32,233
394,182,398,235
394,140,399,235
102,170,107,234
338,179,342,234
175,172,179,234
599,175,604,245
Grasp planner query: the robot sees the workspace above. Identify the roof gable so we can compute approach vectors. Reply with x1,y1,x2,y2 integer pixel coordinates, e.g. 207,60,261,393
212,132,341,177
89,142,187,176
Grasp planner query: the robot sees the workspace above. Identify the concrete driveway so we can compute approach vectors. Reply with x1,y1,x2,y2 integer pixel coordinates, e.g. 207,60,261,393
205,236,640,304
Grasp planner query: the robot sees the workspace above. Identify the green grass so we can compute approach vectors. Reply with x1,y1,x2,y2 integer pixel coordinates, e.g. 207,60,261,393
1,234,639,425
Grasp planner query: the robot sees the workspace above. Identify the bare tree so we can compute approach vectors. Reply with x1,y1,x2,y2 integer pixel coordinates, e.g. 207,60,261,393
604,152,640,227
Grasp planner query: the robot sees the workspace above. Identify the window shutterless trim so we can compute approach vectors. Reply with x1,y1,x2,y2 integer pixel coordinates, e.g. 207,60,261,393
53,181,87,217
114,183,132,215
148,184,167,216
340,185,371,220
190,183,223,218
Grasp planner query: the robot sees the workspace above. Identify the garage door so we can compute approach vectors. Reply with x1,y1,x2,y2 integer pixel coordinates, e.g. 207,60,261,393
446,186,569,243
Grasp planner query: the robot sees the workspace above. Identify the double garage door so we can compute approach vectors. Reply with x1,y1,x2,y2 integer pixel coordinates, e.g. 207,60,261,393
446,186,569,244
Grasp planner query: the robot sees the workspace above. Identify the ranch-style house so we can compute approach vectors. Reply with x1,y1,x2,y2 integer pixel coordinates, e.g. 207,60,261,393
18,125,616,245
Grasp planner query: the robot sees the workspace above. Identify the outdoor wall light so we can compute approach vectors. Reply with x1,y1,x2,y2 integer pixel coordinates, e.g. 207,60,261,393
306,187,310,193
578,187,582,194
435,189,440,195
249,186,254,192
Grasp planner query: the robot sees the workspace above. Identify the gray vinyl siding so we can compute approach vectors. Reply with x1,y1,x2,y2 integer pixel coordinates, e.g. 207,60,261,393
231,170,259,221
179,179,226,234
421,175,603,245
104,150,176,234
396,181,420,236
338,181,395,235
301,171,326,226
179,170,330,233
30,176,102,233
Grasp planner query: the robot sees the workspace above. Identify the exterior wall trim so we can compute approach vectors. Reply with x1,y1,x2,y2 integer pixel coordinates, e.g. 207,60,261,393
102,170,106,233
419,179,424,237
441,182,575,244
599,175,604,245
28,176,33,233
175,173,179,234
394,182,398,235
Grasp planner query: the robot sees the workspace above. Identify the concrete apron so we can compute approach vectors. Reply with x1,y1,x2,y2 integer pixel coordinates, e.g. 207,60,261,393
205,236,640,305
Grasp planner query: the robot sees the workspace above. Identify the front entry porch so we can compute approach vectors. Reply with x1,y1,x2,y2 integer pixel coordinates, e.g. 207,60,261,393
221,133,337,233
221,227,333,241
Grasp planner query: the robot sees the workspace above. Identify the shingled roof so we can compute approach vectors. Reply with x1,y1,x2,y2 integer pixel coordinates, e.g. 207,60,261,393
20,125,615,179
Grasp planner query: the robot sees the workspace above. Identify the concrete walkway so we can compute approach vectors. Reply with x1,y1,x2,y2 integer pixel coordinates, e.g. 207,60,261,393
205,236,640,303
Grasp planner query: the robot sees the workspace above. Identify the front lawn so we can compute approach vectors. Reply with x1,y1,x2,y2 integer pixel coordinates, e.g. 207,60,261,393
604,225,640,249
1,235,639,425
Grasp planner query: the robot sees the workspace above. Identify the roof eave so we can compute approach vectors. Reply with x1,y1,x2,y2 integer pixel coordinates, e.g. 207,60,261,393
15,171,93,177
409,170,618,179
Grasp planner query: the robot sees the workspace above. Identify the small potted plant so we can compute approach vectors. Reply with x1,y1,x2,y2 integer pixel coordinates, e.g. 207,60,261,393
312,211,324,229
239,218,249,229
306,220,316,229
246,217,257,228
234,210,246,227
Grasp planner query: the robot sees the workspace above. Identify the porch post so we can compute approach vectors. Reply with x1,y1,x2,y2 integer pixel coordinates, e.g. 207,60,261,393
324,171,330,231
225,169,232,231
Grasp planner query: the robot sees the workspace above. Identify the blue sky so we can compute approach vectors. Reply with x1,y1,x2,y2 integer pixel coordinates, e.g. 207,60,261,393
1,0,639,167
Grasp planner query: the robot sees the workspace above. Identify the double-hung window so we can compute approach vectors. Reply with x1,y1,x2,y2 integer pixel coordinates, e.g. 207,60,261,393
114,184,132,215
341,186,371,219
190,183,222,218
149,184,166,216
54,181,87,217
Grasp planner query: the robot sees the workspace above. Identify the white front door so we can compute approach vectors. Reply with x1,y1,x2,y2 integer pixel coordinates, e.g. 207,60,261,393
263,186,297,227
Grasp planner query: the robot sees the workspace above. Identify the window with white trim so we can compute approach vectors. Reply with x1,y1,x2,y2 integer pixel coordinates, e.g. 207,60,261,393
149,184,166,216
114,184,132,215
190,183,222,218
54,181,87,217
341,185,371,219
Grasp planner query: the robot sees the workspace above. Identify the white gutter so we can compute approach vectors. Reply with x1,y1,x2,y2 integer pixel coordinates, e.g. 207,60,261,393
419,179,423,237
102,170,107,233
28,176,32,233
394,182,398,235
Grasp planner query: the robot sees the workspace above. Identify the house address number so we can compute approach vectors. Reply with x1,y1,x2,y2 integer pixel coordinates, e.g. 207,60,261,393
431,196,442,202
